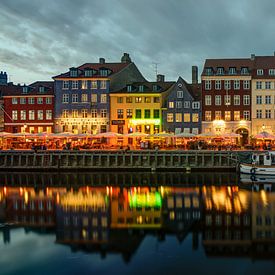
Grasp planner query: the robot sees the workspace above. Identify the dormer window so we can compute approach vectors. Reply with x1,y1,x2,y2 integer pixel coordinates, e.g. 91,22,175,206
229,67,236,75
152,85,158,91
139,85,144,92
216,67,224,75
269,69,275,76
84,69,92,77
39,86,45,93
127,85,132,92
241,67,249,75
22,86,28,94
205,68,213,76
70,68,78,77
100,69,108,77
257,69,263,75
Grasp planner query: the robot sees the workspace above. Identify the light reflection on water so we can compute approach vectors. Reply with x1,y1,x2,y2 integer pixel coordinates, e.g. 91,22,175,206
0,172,275,275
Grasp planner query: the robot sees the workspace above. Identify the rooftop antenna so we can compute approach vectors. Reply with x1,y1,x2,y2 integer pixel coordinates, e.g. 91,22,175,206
152,62,159,81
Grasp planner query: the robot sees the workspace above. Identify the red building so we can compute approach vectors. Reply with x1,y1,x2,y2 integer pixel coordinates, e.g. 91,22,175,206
201,58,253,145
2,81,54,133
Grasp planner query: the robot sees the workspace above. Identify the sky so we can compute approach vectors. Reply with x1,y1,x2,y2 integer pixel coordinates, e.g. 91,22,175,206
0,0,275,85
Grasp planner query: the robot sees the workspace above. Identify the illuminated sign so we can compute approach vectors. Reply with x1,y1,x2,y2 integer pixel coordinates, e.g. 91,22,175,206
112,120,125,125
129,119,161,126
128,192,162,208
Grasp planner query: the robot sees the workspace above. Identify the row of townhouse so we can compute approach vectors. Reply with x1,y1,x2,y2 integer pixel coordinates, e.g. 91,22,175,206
0,53,201,136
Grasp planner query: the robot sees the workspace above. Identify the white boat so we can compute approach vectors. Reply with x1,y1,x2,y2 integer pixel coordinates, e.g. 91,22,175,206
240,151,275,175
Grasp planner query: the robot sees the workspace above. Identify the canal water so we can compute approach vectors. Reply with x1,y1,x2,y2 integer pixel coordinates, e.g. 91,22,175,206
0,172,274,275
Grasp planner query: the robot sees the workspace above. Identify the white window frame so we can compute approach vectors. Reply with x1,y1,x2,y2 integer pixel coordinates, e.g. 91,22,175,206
205,95,211,106
72,80,78,89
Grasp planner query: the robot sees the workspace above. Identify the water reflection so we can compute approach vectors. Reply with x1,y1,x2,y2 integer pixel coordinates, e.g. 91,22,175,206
0,172,275,264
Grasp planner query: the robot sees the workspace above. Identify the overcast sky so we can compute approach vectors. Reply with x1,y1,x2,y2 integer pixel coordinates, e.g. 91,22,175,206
0,0,274,84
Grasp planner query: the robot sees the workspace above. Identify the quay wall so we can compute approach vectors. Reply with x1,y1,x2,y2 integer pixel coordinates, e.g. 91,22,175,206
0,150,249,171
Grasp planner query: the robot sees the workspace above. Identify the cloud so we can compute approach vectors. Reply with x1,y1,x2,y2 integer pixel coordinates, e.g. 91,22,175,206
0,0,275,84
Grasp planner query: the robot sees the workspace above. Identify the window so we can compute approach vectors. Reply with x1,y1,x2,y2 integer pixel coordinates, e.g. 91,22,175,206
176,101,182,108
266,109,271,119
225,111,231,121
215,111,222,120
205,111,211,121
72,109,78,118
29,110,35,120
175,113,182,122
184,113,190,122
167,113,173,122
256,109,262,118
153,109,160,118
215,95,221,105
184,101,190,108
234,95,240,105
91,81,97,89
46,110,52,120
28,98,35,104
192,113,199,122
243,111,250,120
20,110,26,120
81,94,88,103
12,98,18,104
62,94,69,103
265,95,271,104
257,69,263,75
39,86,45,93
81,80,88,90
84,69,92,77
205,95,211,105
126,109,133,118
72,94,78,103
233,80,240,90
215,80,221,89
168,101,174,108
72,80,78,89
153,97,160,103
37,97,43,104
241,67,249,74
22,86,28,94
269,69,275,75
101,94,107,103
100,69,108,76
177,91,183,98
135,97,142,103
91,109,97,118
144,109,151,118
70,69,78,77
37,110,43,120
144,97,151,103
99,109,106,118
256,81,262,89
126,97,132,103
152,85,158,91
224,95,231,106
100,80,106,89
91,94,97,103
229,67,236,75
243,80,250,89
256,95,262,104
62,110,69,118
117,109,123,118
234,111,240,121
135,109,141,118
224,80,231,90
138,85,144,92
117,97,123,103
265,81,271,89
20,98,26,104
205,68,213,75
192,102,200,109
216,67,224,75
127,85,132,92
81,109,88,118
63,81,69,89
12,110,18,120
243,95,250,105
205,80,211,90
46,97,52,104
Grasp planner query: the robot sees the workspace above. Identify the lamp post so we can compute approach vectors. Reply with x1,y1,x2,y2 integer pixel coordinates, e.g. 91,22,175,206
23,124,27,143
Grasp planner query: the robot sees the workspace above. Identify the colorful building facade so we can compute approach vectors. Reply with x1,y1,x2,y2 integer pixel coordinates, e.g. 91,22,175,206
53,53,146,134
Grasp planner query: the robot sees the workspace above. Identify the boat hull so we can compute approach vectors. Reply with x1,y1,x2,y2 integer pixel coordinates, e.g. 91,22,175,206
240,163,275,175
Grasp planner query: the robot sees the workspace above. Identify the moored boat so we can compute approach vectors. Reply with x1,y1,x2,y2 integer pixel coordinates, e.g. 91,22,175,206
240,151,275,175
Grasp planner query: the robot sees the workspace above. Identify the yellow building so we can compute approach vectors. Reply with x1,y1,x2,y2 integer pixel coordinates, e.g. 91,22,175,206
251,56,275,135
110,79,175,139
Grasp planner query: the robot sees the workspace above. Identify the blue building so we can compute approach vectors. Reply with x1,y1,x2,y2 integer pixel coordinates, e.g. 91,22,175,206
162,67,201,134
53,53,146,134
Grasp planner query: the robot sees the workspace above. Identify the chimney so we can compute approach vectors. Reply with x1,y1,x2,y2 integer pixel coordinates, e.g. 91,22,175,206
251,54,255,60
192,66,198,84
99,58,105,64
0,71,8,85
157,74,165,82
121,53,132,63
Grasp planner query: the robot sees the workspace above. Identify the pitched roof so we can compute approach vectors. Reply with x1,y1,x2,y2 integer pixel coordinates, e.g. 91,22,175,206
187,83,201,101
254,56,275,69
